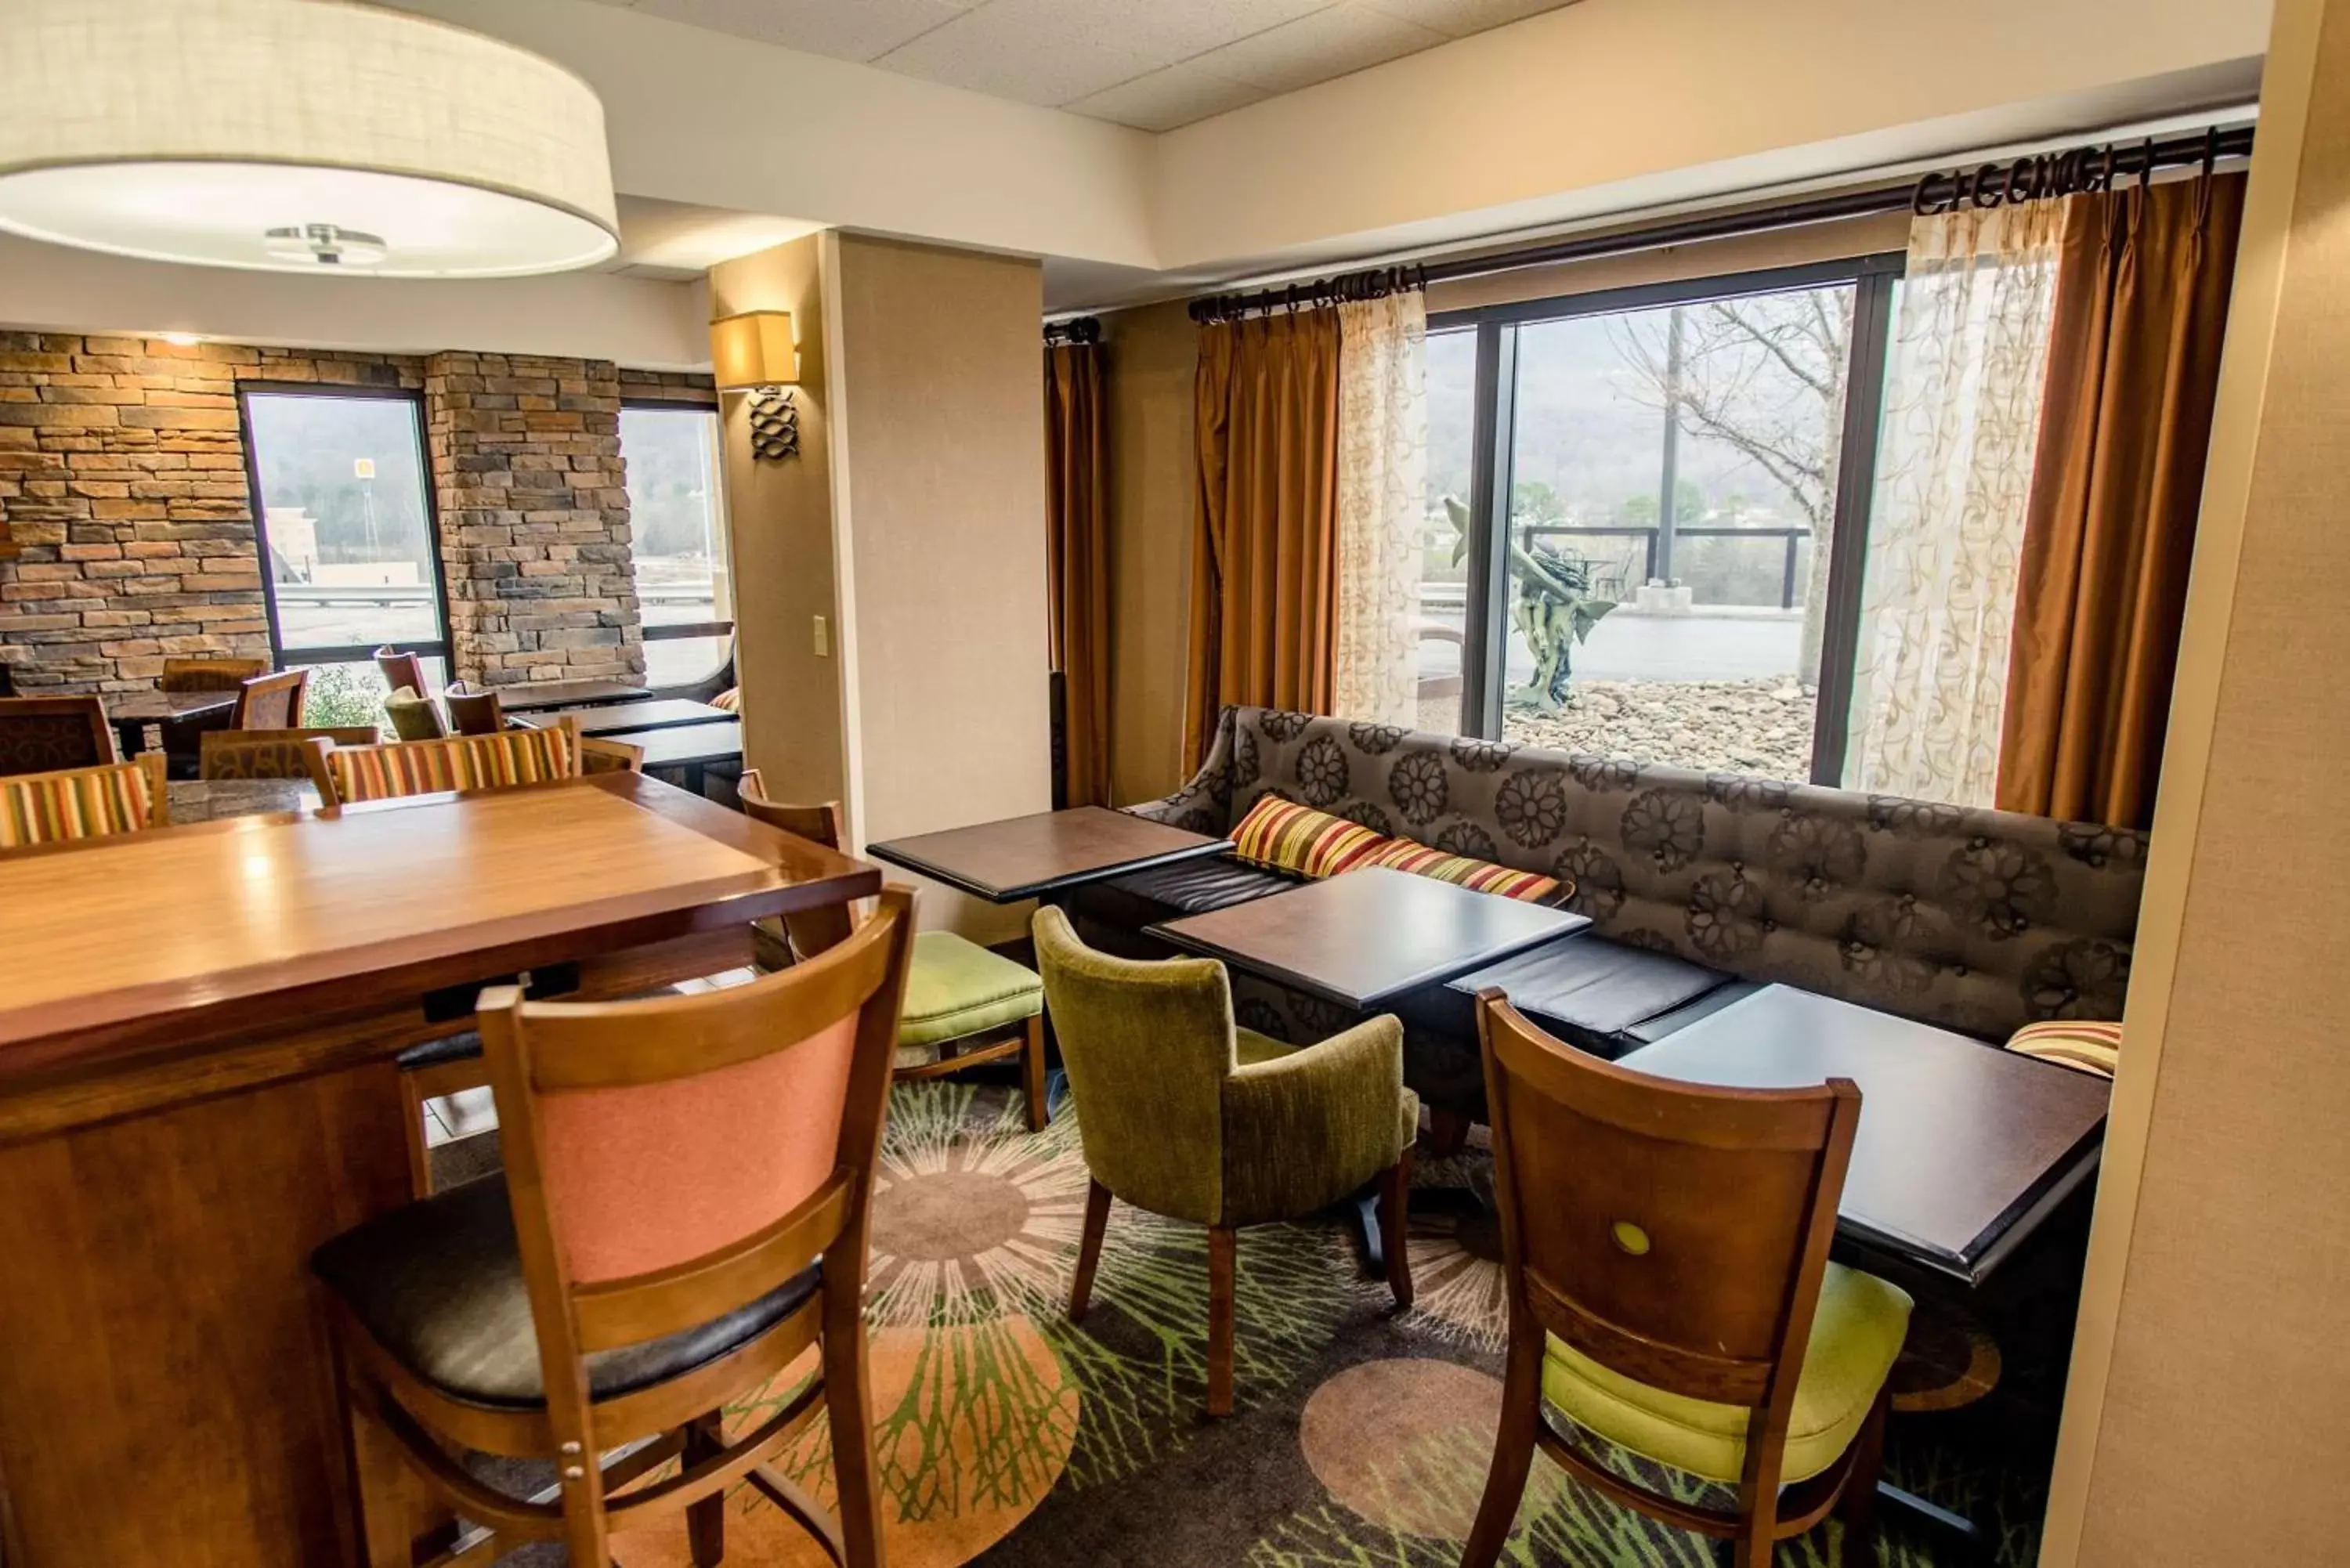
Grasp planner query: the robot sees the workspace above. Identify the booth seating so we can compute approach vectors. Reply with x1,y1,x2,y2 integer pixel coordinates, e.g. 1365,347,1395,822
1067,706,2149,1121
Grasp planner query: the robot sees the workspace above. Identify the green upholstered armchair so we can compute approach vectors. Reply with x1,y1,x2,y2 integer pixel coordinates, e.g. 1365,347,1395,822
1032,906,1419,1415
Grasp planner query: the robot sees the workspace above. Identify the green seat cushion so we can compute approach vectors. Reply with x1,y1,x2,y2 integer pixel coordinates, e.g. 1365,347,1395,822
1542,1263,1911,1485
898,930,1043,1049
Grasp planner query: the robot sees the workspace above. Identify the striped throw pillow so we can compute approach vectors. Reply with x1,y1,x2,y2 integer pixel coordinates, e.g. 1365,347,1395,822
2006,1019,2121,1078
1359,836,1564,903
330,724,580,804
1229,796,1386,879
0,759,157,848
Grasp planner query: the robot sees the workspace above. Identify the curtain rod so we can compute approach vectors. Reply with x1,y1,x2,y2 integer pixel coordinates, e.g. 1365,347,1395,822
1043,316,1101,346
1185,122,2255,320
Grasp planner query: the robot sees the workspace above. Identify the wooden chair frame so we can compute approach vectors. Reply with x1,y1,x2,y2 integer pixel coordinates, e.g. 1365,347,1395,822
160,656,269,692
232,667,310,731
374,648,429,702
444,685,506,737
0,695,117,773
738,768,1050,1133
198,727,372,796
1459,990,1885,1568
330,888,918,1568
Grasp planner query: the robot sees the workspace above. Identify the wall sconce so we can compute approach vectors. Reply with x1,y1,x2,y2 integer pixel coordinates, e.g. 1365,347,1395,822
710,309,802,461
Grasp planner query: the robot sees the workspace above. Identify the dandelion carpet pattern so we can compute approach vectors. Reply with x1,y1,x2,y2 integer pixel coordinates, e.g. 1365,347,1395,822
542,1079,2056,1566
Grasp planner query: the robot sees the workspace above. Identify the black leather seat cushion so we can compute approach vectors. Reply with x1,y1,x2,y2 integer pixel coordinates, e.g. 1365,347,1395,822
1408,933,1734,1057
312,1175,819,1410
395,1030,483,1071
1063,852,1295,931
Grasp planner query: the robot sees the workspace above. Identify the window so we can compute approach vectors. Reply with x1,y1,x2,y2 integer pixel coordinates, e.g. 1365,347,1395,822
1436,256,1899,784
619,402,732,688
239,385,450,727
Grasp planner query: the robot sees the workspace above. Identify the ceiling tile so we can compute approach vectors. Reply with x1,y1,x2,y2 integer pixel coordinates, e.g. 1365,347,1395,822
1356,0,1573,38
1064,60,1271,132
873,6,1165,106
1192,2,1444,93
634,0,971,61
961,0,1336,61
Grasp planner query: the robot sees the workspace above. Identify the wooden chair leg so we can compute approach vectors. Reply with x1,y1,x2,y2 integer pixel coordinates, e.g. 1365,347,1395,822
1068,1179,1112,1323
1427,1107,1470,1158
1459,1307,1542,1568
338,1376,428,1568
1022,1013,1049,1133
1379,1152,1414,1310
400,1073,434,1200
1835,1385,1890,1568
822,1290,886,1568
685,1411,726,1567
1206,1224,1236,1417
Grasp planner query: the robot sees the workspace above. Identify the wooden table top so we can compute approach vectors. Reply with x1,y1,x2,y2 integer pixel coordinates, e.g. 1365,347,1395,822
1149,866,1590,1011
866,805,1229,903
495,678,653,714
0,772,873,1068
519,697,732,735
1617,986,2112,1286
627,719,744,770
105,689,237,724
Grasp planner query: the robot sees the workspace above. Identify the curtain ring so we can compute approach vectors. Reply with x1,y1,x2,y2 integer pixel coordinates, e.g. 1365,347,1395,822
1911,172,1941,216
2201,125,2218,181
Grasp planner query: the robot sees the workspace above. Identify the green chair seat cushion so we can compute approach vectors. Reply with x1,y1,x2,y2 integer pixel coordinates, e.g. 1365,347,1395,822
1542,1263,1912,1485
898,930,1044,1049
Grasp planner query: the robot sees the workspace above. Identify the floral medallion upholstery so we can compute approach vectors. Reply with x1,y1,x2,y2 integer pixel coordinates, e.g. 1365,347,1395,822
1133,706,2147,1043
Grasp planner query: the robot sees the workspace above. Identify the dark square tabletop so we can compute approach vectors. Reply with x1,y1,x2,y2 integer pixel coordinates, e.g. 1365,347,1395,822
106,690,237,724
622,720,743,770
865,806,1229,904
497,679,653,714
1149,865,1589,1012
518,698,732,736
1617,985,2112,1286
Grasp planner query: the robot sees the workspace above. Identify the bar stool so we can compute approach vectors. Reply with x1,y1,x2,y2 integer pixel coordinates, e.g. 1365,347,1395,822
312,888,917,1567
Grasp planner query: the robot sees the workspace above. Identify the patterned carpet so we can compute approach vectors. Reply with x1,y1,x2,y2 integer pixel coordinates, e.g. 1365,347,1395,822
569,1078,2056,1568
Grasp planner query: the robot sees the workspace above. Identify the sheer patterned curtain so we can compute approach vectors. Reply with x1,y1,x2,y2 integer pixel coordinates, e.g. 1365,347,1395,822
1332,291,1428,727
1845,201,2066,804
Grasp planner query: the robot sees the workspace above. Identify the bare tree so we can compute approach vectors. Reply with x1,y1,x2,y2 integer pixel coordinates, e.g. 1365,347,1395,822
1612,291,1854,683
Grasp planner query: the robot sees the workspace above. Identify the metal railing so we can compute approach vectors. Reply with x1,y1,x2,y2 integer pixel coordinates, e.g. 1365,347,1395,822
1520,523,1812,609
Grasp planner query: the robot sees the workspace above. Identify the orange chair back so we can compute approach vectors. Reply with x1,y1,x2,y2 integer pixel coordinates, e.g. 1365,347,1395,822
0,695,115,777
161,656,269,692
233,667,309,730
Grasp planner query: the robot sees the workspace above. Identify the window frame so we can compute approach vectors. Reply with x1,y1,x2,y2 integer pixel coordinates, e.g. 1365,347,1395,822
1430,251,1905,785
618,396,735,652
233,381,454,673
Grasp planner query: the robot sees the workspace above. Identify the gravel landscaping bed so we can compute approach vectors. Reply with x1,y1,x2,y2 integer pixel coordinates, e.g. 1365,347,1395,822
1504,677,1817,779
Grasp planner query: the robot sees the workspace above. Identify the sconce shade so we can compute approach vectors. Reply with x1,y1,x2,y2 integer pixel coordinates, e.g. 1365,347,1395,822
0,0,618,277
710,311,802,389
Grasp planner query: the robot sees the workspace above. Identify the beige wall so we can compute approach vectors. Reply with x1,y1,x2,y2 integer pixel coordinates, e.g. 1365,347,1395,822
2040,0,2350,1559
1101,301,1198,806
830,236,1054,942
708,234,849,809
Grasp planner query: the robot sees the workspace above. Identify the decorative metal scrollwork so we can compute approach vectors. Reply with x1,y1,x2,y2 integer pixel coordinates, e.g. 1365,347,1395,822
747,387,799,461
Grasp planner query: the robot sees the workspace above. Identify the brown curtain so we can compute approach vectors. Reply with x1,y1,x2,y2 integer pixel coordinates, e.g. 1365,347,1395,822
1184,309,1343,768
1996,172,2247,829
1045,341,1112,807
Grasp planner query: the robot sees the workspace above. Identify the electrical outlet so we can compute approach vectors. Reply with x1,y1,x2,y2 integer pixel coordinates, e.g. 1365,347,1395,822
812,614,830,656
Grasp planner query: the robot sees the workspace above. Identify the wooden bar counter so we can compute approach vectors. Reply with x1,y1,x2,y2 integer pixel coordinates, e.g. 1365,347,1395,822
0,774,878,1566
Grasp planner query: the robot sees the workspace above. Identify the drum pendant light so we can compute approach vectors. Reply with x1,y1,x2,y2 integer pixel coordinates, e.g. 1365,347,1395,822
0,0,620,278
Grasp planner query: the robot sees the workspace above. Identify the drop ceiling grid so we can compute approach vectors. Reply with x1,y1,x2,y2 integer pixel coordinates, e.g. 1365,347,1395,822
588,0,1577,131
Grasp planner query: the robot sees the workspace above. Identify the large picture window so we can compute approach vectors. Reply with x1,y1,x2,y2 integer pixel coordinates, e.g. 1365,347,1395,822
619,401,732,688
1436,256,1899,786
238,385,451,726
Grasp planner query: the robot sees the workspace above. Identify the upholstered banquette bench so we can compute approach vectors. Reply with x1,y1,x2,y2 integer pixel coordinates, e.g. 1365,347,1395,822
1065,706,2147,1122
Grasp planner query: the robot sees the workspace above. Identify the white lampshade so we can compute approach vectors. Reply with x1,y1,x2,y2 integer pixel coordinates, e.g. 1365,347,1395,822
0,0,620,278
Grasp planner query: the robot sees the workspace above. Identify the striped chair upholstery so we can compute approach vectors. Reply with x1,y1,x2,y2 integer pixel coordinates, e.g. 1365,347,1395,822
327,721,580,804
0,753,168,849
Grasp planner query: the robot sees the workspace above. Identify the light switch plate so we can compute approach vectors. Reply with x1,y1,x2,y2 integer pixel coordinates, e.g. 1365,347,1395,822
812,614,830,656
